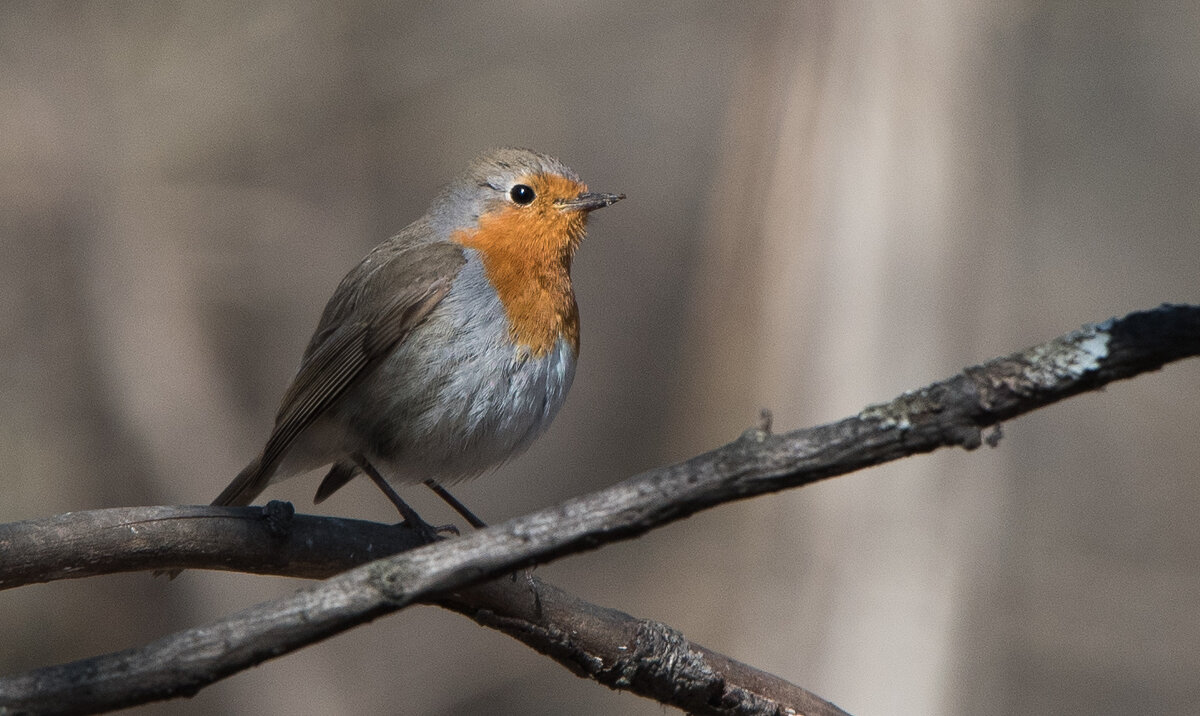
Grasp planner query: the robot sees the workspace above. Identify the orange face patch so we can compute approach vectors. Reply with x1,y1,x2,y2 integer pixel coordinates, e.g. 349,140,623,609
453,173,590,357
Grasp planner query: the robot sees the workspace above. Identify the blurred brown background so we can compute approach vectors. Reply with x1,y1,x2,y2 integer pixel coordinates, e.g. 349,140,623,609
2,2,1199,714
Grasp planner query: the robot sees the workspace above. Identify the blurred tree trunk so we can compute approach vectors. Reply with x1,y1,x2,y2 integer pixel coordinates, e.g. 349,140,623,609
671,2,1200,714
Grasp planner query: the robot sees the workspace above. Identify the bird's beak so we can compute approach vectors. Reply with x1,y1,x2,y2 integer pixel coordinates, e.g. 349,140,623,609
558,191,625,213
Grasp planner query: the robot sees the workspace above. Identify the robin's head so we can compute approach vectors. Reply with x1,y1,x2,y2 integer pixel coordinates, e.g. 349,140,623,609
433,148,622,263
436,148,623,356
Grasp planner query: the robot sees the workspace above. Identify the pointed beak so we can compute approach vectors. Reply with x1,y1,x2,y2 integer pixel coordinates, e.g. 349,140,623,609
558,191,625,213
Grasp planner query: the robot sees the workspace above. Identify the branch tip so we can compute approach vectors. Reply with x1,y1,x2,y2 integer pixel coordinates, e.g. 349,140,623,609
758,408,774,435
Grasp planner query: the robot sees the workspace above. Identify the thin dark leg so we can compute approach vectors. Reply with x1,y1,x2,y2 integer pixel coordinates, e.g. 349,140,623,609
352,456,441,538
422,479,529,584
424,480,488,529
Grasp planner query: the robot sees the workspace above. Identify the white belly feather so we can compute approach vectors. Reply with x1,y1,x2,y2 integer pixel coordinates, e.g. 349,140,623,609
312,253,578,484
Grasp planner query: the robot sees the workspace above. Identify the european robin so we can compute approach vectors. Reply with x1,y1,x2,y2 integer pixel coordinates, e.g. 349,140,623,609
211,147,622,530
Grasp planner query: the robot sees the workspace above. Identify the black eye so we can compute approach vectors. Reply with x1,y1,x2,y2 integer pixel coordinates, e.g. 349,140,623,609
510,184,535,205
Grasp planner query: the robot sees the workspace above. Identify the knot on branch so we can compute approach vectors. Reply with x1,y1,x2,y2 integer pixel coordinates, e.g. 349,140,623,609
261,500,296,538
609,621,723,705
367,562,421,604
739,408,775,444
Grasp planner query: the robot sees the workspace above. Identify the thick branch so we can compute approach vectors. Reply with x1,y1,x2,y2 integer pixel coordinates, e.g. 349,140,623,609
0,506,840,715
1,303,1197,714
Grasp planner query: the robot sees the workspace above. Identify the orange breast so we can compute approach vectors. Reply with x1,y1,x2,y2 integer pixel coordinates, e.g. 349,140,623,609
452,176,588,357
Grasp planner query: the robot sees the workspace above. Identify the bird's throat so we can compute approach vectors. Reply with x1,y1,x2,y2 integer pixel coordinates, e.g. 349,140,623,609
453,209,583,358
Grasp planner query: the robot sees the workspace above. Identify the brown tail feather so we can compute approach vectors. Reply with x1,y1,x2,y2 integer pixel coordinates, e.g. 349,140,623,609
313,460,357,504
212,455,271,507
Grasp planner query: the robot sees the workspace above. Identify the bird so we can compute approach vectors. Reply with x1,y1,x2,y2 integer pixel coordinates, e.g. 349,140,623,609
211,147,623,533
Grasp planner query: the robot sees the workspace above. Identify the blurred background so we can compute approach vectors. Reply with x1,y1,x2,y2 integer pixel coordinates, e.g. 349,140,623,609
2,2,1199,714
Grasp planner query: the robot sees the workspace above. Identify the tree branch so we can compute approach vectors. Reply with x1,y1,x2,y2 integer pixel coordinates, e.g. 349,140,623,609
0,505,838,716
1,303,1197,714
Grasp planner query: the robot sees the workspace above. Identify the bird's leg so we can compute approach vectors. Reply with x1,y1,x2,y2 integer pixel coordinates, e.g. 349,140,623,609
352,456,453,540
423,479,536,589
424,480,488,528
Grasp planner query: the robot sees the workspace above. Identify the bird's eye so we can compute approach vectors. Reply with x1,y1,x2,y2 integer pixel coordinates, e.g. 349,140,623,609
509,184,535,205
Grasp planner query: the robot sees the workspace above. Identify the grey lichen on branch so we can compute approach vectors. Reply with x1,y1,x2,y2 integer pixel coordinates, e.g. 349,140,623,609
1016,321,1112,388
858,385,959,439
857,305,1200,455
967,320,1114,410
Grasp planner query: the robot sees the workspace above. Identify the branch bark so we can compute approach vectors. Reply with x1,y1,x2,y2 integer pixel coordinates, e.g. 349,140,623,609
1,303,1197,714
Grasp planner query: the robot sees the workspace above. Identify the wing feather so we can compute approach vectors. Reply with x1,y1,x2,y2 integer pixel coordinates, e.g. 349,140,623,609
213,240,467,507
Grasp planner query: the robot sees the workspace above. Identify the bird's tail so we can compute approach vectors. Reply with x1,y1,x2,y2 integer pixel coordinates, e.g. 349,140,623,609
212,454,271,507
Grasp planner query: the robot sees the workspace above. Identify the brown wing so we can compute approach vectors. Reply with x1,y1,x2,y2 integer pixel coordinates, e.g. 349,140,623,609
212,239,467,507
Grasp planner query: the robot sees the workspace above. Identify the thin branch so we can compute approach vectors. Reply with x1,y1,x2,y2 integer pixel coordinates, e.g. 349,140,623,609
0,503,423,587
1,304,1197,714
0,506,843,715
